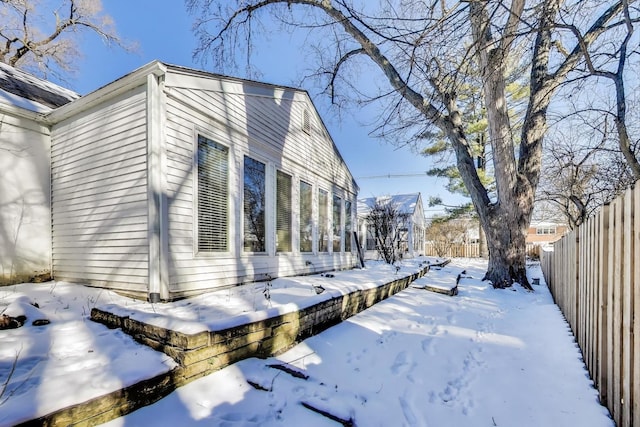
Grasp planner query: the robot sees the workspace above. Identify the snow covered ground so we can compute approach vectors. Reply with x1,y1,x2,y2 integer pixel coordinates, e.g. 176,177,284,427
1,258,612,427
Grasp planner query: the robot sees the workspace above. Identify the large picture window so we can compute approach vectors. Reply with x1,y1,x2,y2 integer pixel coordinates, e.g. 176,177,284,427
299,181,313,252
243,156,266,252
276,170,292,252
318,189,329,252
333,194,342,252
197,135,228,252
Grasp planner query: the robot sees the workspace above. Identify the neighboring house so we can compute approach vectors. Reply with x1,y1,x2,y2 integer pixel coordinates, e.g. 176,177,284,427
357,193,426,260
0,61,359,301
526,222,568,247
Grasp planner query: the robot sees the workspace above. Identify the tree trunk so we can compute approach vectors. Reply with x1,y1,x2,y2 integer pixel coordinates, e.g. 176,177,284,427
478,221,488,258
480,205,532,290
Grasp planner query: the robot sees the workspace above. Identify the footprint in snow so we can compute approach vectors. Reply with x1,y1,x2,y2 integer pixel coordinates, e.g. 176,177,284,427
399,396,426,427
421,337,437,356
390,351,413,375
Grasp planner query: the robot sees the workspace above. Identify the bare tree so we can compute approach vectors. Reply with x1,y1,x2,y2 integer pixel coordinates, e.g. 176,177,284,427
365,200,409,264
187,0,637,289
0,0,128,79
538,115,634,228
425,217,470,258
572,1,640,179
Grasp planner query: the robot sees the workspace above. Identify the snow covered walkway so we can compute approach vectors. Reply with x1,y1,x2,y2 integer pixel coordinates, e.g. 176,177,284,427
101,259,611,427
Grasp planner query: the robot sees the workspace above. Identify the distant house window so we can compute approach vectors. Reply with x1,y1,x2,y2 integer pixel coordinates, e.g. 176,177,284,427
197,135,228,252
344,199,352,252
243,156,266,252
300,181,313,252
333,194,342,252
276,170,293,252
318,189,329,252
302,108,311,134
536,227,556,235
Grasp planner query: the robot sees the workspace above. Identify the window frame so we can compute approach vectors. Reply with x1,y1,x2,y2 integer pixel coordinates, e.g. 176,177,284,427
242,155,268,254
332,193,343,253
536,227,557,235
194,132,231,256
318,188,330,253
299,179,314,253
276,169,293,253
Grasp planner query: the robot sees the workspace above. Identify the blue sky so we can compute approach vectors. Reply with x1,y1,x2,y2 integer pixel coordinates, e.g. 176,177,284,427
70,1,465,217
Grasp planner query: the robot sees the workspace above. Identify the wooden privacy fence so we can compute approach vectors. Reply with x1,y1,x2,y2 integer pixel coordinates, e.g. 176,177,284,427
423,242,540,259
424,243,480,258
540,184,639,427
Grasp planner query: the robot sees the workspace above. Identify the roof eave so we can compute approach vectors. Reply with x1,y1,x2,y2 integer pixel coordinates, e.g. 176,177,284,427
0,100,48,122
45,60,167,124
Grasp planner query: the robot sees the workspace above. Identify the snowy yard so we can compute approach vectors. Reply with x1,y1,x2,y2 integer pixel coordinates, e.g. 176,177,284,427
1,258,612,427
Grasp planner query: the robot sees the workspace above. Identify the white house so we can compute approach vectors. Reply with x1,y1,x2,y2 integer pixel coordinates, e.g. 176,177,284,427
357,193,426,260
0,61,359,301
0,63,79,285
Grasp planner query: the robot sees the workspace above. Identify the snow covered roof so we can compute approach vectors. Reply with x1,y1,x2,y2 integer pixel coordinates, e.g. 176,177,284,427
0,62,79,113
358,193,421,217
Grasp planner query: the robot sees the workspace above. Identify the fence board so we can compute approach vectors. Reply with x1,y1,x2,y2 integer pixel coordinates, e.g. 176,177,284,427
633,185,640,427
611,199,622,425
622,188,633,427
540,181,638,427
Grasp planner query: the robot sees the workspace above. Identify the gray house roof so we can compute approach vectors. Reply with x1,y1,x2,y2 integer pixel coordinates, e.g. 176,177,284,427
0,62,79,113
358,193,422,218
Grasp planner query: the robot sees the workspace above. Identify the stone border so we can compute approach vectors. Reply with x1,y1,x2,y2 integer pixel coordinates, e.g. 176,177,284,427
19,262,441,426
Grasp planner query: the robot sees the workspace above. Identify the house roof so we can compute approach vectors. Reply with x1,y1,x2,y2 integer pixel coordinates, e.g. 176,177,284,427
358,193,422,217
47,60,359,192
0,62,79,113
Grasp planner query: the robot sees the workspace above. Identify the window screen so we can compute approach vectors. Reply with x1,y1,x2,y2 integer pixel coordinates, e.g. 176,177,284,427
344,199,352,252
244,156,266,252
333,194,342,252
318,189,329,252
197,135,228,252
300,181,313,252
276,170,292,252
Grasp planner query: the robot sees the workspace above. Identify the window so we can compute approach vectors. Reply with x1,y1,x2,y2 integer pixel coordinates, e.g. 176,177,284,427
300,181,313,252
197,135,228,252
318,189,329,252
243,156,266,252
536,227,556,235
344,199,352,252
276,170,292,252
333,194,342,252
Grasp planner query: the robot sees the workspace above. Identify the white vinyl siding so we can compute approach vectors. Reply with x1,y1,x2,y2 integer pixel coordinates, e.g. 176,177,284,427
276,170,292,252
50,86,149,292
0,114,51,284
197,135,229,252
162,68,358,296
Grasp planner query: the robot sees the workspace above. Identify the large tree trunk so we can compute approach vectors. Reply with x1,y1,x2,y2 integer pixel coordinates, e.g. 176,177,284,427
481,206,532,290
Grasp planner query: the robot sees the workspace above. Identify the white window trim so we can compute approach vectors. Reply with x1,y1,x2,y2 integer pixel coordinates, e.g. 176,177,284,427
192,129,233,258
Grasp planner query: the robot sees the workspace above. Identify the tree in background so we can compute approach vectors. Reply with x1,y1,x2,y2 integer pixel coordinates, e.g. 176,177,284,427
365,200,409,265
0,0,128,79
537,115,635,229
188,0,637,289
425,217,470,258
